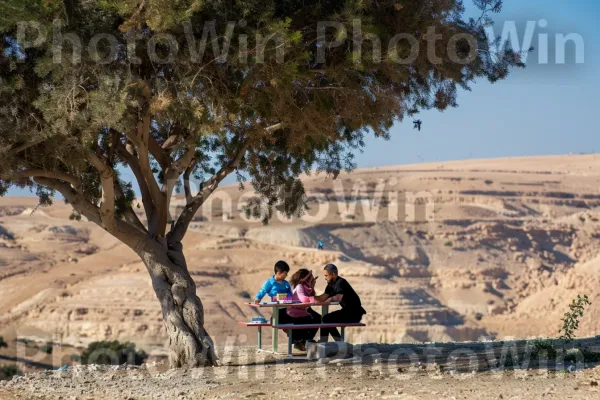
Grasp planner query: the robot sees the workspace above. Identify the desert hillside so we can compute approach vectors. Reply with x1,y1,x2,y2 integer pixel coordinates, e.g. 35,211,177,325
2,154,600,367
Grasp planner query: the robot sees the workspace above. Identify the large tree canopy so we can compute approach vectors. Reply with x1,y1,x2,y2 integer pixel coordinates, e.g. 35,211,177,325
0,0,523,368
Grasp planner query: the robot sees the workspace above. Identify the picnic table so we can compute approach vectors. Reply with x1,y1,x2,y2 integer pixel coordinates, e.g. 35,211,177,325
245,301,339,353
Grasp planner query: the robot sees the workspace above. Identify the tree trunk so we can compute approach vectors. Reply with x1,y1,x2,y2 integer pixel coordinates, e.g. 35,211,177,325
139,239,218,368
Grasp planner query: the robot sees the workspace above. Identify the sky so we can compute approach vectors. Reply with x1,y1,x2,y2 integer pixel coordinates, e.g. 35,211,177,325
353,0,600,167
7,0,600,196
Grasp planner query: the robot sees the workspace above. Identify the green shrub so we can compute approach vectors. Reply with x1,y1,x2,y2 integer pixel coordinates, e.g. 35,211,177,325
444,241,453,247
559,295,591,342
0,336,7,348
530,339,558,359
80,341,148,366
581,349,600,363
238,291,251,300
39,343,53,354
501,352,520,367
0,365,21,380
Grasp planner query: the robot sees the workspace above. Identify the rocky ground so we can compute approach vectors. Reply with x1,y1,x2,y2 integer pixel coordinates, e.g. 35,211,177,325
3,339,600,400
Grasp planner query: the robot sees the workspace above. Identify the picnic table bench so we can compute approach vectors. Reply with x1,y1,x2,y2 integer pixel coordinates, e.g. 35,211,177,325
239,302,366,356
273,322,366,356
237,321,272,350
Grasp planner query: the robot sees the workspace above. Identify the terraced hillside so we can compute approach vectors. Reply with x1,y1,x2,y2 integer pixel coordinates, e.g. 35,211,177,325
2,154,600,367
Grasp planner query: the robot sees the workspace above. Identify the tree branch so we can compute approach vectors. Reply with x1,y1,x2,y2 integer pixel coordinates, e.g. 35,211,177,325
167,140,249,244
33,177,148,252
162,148,196,231
113,178,148,234
265,123,283,133
126,119,166,235
183,160,198,205
130,0,148,23
148,135,171,170
162,148,196,196
88,152,117,232
115,142,157,233
124,83,166,223
16,169,81,190
10,136,49,154
161,134,181,150
33,177,102,225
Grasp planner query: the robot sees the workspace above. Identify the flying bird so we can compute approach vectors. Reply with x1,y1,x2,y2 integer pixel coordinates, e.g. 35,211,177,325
413,120,422,131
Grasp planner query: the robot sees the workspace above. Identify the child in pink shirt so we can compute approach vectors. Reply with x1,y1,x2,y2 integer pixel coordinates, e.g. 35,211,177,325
287,272,316,318
286,269,322,350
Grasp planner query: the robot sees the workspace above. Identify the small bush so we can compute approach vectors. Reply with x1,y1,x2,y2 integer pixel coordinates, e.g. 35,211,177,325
0,336,7,349
484,180,493,185
237,291,251,300
444,241,453,247
40,343,53,354
530,339,558,359
80,340,148,366
475,312,483,321
0,225,15,241
501,352,521,367
582,349,600,363
0,365,21,380
559,295,591,342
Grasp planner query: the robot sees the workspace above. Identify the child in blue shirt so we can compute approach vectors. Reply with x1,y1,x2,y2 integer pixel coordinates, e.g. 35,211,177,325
254,260,292,303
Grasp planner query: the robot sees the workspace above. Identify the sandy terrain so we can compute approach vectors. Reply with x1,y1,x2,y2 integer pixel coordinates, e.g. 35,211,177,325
2,154,600,372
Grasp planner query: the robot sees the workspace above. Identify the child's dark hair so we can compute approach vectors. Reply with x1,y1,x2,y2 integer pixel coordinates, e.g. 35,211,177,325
290,268,311,288
274,260,290,274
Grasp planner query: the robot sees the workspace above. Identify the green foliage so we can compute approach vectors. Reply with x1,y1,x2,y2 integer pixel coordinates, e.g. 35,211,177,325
0,1,524,229
501,351,519,367
580,349,600,363
0,336,7,348
114,179,137,220
70,353,81,362
530,339,557,359
69,211,83,221
498,338,600,370
0,365,21,381
444,241,453,247
559,295,591,342
0,226,15,241
40,343,53,354
80,340,148,366
238,291,251,299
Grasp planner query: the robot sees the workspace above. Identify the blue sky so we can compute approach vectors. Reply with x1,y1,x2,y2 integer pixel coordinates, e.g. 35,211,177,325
354,0,600,167
7,0,599,196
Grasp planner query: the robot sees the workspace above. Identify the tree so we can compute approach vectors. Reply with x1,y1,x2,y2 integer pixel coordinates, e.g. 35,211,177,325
0,0,523,368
